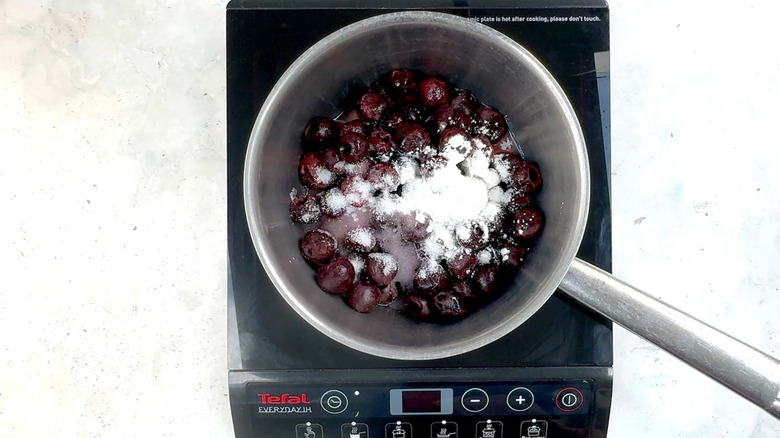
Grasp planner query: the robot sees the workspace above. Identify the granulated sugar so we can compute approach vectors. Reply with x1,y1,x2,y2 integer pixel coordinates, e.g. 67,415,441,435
367,252,398,277
373,133,508,264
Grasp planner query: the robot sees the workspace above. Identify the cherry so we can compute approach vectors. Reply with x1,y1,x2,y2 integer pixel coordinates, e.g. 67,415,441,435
365,252,398,286
340,120,366,136
451,281,476,304
455,221,489,250
394,121,431,155
450,89,479,117
345,281,381,313
419,77,449,108
505,189,532,212
472,265,500,297
345,227,377,253
471,134,494,161
511,161,542,193
302,117,339,150
340,175,372,207
472,107,507,142
498,244,526,269
403,294,432,320
299,151,336,189
366,162,400,192
413,260,449,295
433,291,467,319
321,147,342,172
419,154,448,178
382,105,422,132
432,104,471,134
357,92,389,121
339,132,369,163
318,187,348,217
398,211,432,242
492,153,524,183
446,250,478,280
377,282,399,305
438,127,473,155
506,206,544,242
386,69,418,97
368,129,395,162
300,230,337,265
289,191,321,224
316,257,355,293
491,132,516,155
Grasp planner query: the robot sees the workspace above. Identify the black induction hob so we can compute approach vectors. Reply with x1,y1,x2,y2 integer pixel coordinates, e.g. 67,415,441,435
227,1,612,437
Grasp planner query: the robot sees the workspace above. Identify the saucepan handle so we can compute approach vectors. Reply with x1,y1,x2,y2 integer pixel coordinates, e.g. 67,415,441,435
559,257,780,420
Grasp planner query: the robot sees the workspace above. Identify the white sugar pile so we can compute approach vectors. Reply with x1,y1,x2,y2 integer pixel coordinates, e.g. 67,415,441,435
374,132,509,264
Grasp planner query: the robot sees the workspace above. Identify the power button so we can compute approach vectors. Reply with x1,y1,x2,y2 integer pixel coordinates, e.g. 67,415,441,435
555,387,584,412
321,389,349,414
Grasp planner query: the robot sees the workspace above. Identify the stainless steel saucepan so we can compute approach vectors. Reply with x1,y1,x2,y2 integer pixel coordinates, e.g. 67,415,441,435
243,11,780,419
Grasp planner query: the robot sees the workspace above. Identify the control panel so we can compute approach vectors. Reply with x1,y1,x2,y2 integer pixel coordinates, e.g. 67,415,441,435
245,381,596,437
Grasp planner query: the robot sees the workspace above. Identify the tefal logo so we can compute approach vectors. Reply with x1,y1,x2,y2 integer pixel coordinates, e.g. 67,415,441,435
257,393,311,405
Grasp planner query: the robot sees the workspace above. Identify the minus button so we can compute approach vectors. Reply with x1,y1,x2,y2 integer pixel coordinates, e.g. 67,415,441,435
461,388,489,413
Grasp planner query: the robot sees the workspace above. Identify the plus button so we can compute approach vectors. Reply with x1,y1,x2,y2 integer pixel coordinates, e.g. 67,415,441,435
507,387,534,412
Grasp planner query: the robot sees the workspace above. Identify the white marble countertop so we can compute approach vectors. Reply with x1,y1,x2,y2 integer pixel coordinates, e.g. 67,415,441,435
1,1,779,436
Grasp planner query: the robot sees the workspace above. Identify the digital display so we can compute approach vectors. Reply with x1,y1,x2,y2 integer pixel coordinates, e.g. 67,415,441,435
389,388,453,415
401,390,441,413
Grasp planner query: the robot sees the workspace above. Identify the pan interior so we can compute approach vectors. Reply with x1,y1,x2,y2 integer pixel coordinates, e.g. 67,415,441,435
244,12,589,360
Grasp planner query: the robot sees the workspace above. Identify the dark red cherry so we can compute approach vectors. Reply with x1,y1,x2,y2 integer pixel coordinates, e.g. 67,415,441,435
302,117,339,150
491,132,516,155
289,191,321,224
299,151,336,189
505,189,532,212
321,147,342,172
357,92,389,121
506,207,544,242
340,120,366,136
455,221,489,250
403,294,432,320
316,257,355,293
368,129,395,161
472,107,507,142
432,104,471,134
433,291,467,319
451,281,477,305
472,265,500,297
318,187,348,217
446,250,478,280
438,127,473,155
365,162,400,192
345,282,381,313
377,282,399,305
419,77,449,108
450,89,479,117
339,132,369,163
386,69,417,96
365,253,398,286
300,230,337,265
413,260,450,295
345,227,377,253
511,161,542,193
398,211,432,242
419,154,448,177
340,175,372,207
394,121,431,155
498,244,526,269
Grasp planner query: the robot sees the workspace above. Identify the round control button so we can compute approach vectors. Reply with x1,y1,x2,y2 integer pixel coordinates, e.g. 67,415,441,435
506,387,534,412
461,388,489,412
555,387,584,412
320,389,348,414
